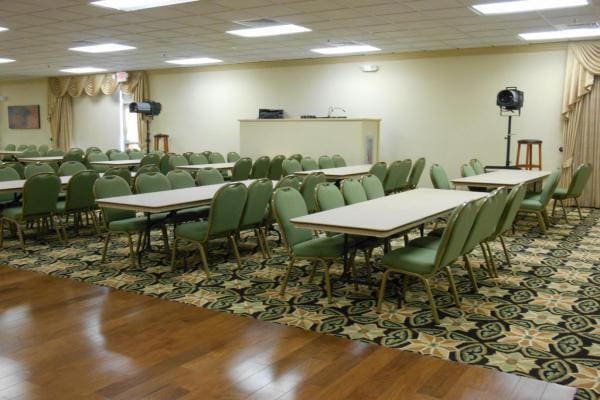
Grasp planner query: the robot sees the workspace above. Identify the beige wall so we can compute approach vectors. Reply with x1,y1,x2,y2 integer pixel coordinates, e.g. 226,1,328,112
72,91,121,151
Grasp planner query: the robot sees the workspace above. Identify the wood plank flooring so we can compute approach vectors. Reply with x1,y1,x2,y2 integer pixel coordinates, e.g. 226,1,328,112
0,267,577,400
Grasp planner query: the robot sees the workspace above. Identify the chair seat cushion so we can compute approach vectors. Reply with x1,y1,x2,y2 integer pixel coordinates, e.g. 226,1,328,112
552,187,568,200
408,236,440,250
56,200,66,213
381,246,437,275
521,194,542,210
175,220,209,242
108,213,167,232
173,206,210,222
2,206,22,220
293,234,347,258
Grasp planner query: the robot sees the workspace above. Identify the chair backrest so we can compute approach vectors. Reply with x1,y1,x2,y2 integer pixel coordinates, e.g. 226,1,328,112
282,159,302,175
140,153,160,167
207,182,248,236
341,178,368,204
301,157,319,171
2,162,24,178
461,164,476,177
183,152,194,162
566,163,592,198
38,144,49,156
361,174,385,199
332,154,346,167
275,175,301,191
24,162,55,178
128,150,144,160
383,160,403,194
21,149,40,157
169,154,189,170
167,170,195,189
63,148,84,163
316,182,345,211
462,188,509,254
196,167,225,186
434,200,480,270
272,187,313,249
209,152,225,164
470,159,485,175
538,168,561,207
135,164,160,176
94,176,136,223
231,157,252,181
241,179,273,228
104,167,131,185
318,155,334,169
268,155,285,180
64,170,100,211
430,164,452,190
16,144,28,151
86,146,102,155
408,157,426,189
27,144,37,151
201,150,212,159
395,159,412,191
159,154,170,174
300,172,326,213
22,173,61,218
190,153,209,165
106,148,120,157
227,152,241,162
58,161,86,176
250,156,270,179
4,144,16,151
289,154,303,162
495,183,527,236
47,148,64,157
0,167,20,202
109,151,129,161
369,162,387,183
135,172,171,194
86,152,110,172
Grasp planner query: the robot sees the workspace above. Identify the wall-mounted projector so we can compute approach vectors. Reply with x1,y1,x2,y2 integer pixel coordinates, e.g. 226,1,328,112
129,101,161,116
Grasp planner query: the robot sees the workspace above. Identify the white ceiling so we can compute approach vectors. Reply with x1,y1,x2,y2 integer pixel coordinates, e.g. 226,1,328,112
0,0,598,79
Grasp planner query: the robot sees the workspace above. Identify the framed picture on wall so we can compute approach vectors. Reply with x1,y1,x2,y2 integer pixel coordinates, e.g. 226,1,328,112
8,105,40,129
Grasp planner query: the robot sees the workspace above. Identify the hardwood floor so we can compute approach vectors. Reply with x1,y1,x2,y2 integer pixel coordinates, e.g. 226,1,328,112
0,266,576,400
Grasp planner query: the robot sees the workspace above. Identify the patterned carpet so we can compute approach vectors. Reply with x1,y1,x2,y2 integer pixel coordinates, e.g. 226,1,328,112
1,208,599,400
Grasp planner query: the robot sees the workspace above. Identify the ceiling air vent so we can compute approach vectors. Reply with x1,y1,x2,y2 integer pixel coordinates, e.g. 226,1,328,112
233,18,282,28
557,21,599,29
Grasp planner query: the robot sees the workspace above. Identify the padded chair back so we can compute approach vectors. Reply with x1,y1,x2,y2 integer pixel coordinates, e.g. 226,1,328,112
383,160,403,194
241,179,273,228
430,164,452,190
435,200,480,269
462,189,508,254
94,176,136,223
4,144,16,151
22,173,60,218
318,155,334,169
140,153,160,168
395,159,412,191
190,153,209,165
169,154,189,170
63,148,84,163
316,182,344,211
38,144,49,156
21,149,40,157
209,152,226,164
25,162,55,178
167,170,195,189
538,168,561,207
135,172,171,194
369,162,387,183
110,151,129,161
495,183,527,237
196,168,225,186
136,164,160,175
207,182,248,236
461,164,476,177
272,187,313,249
275,175,301,191
65,170,100,212
408,157,426,189
341,178,368,204
104,167,131,185
300,172,326,213
361,174,385,199
470,159,485,175
16,144,28,151
58,161,86,176
227,152,241,162
282,159,302,176
567,163,592,197
0,167,20,203
87,152,110,172
128,150,144,160
201,151,212,159
268,155,285,180
86,147,102,155
231,157,252,181
27,145,37,151
332,154,346,167
159,154,170,174
106,149,120,158
2,162,24,178
251,156,270,179
289,154,302,162
301,157,318,171
47,149,64,157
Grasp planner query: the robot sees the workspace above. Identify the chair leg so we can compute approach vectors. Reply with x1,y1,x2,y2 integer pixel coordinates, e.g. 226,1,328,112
479,243,494,277
198,243,211,277
421,278,440,324
52,216,65,243
255,228,267,258
101,232,111,263
230,235,242,269
499,235,511,270
536,211,547,234
462,255,479,293
280,256,295,297
559,200,569,224
542,210,551,227
91,211,101,235
484,242,498,278
349,251,359,291
170,237,178,270
364,248,373,288
127,233,135,267
323,261,333,304
445,266,461,307
16,222,25,250
261,227,271,258
574,198,583,220
161,226,170,256
551,199,557,217
376,269,391,313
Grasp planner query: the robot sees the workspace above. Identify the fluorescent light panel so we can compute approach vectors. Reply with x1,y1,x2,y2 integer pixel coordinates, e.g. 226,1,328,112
472,0,588,15
519,27,600,40
311,45,381,55
0,58,15,64
60,67,107,74
227,24,310,38
90,0,198,11
165,57,223,65
0,27,8,32
69,43,136,53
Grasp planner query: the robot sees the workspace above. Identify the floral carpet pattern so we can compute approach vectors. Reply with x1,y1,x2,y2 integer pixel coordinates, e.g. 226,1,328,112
1,208,599,399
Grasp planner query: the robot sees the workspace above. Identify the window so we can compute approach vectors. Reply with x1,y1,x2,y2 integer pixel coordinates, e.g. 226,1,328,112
120,91,140,151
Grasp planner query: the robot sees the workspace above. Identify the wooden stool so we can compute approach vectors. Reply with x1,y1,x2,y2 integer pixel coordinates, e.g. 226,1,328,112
516,139,542,170
153,134,169,153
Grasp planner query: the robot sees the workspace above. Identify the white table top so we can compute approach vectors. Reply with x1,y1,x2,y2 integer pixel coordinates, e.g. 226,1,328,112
451,170,550,188
17,156,63,163
0,150,24,156
89,159,141,167
291,188,487,238
178,162,235,171
0,176,71,194
294,164,372,179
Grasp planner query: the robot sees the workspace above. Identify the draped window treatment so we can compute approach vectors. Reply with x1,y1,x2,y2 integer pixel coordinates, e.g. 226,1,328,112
47,71,149,150
560,41,600,207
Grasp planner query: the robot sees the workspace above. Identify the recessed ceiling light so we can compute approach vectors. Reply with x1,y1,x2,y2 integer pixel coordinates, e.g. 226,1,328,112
165,57,223,65
69,43,136,53
90,0,198,11
0,27,8,32
0,58,15,64
519,27,600,40
311,45,381,55
472,0,588,15
227,24,311,38
60,67,108,74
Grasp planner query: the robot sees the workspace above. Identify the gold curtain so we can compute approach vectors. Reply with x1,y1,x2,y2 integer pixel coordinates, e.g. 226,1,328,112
47,71,149,150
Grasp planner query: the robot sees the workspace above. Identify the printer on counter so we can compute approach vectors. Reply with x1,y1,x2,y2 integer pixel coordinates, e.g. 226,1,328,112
258,109,284,119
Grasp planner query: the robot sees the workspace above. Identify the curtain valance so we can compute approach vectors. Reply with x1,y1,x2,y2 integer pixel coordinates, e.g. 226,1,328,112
562,41,600,118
